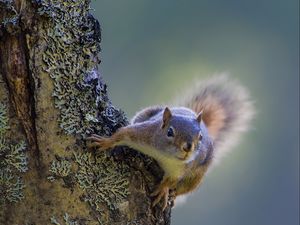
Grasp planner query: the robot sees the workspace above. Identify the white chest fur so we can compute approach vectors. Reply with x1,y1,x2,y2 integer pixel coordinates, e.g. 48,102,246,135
124,141,186,179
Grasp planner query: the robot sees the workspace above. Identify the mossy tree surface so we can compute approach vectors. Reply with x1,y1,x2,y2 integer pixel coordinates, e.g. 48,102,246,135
0,0,171,224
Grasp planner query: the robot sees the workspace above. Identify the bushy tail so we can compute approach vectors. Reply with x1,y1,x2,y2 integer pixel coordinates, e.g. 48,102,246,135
176,75,255,161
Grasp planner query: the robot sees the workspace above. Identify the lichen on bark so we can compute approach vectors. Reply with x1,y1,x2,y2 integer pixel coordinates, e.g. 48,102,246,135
0,102,28,204
0,0,171,224
30,0,132,222
35,0,126,136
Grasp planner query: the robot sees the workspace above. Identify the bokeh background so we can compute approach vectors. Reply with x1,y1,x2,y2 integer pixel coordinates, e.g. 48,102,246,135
91,1,299,225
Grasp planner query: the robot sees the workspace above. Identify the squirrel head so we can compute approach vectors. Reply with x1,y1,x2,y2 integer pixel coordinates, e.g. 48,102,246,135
156,107,204,162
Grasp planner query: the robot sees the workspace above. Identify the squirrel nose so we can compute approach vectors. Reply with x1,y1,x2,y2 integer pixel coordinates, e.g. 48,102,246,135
182,142,193,152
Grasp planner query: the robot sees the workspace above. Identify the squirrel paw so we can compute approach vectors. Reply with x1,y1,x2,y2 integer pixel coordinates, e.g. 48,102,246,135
86,134,114,150
168,189,176,208
151,185,170,210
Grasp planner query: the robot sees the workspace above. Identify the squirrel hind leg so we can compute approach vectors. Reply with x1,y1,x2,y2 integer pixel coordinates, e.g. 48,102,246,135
151,176,176,210
151,186,169,210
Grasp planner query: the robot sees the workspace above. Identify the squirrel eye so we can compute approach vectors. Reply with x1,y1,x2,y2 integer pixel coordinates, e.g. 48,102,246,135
167,127,175,137
199,131,203,141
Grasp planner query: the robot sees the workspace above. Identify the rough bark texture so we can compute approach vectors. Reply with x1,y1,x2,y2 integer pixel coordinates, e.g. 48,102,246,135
0,0,171,224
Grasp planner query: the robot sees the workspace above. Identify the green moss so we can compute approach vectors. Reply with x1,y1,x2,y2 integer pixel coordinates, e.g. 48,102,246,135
0,139,27,173
46,150,130,220
0,168,25,203
126,220,142,225
33,0,130,222
0,0,19,34
0,102,28,204
0,102,9,135
74,152,129,212
36,0,127,137
50,213,83,225
48,158,71,182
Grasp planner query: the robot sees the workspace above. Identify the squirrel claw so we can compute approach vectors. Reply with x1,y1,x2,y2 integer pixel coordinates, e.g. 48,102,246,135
89,134,103,139
151,186,169,210
86,135,113,150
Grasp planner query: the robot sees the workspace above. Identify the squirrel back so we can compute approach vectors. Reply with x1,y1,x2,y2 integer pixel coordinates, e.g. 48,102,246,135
175,75,255,161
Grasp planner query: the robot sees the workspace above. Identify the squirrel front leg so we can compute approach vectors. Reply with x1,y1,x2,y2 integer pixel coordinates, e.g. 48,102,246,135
87,127,133,150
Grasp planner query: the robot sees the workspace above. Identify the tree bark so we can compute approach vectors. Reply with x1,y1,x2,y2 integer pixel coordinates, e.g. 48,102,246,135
0,0,171,224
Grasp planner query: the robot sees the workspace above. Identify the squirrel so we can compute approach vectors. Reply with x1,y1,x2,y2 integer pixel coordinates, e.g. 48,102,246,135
87,75,254,210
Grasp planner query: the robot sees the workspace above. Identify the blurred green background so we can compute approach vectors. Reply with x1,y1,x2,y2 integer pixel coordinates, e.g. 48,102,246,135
91,1,299,225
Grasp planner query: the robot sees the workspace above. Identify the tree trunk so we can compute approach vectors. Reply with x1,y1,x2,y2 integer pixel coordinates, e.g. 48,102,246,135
0,0,171,224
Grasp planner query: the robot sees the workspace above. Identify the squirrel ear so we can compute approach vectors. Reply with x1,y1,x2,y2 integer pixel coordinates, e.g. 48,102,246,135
162,107,172,128
196,110,203,123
